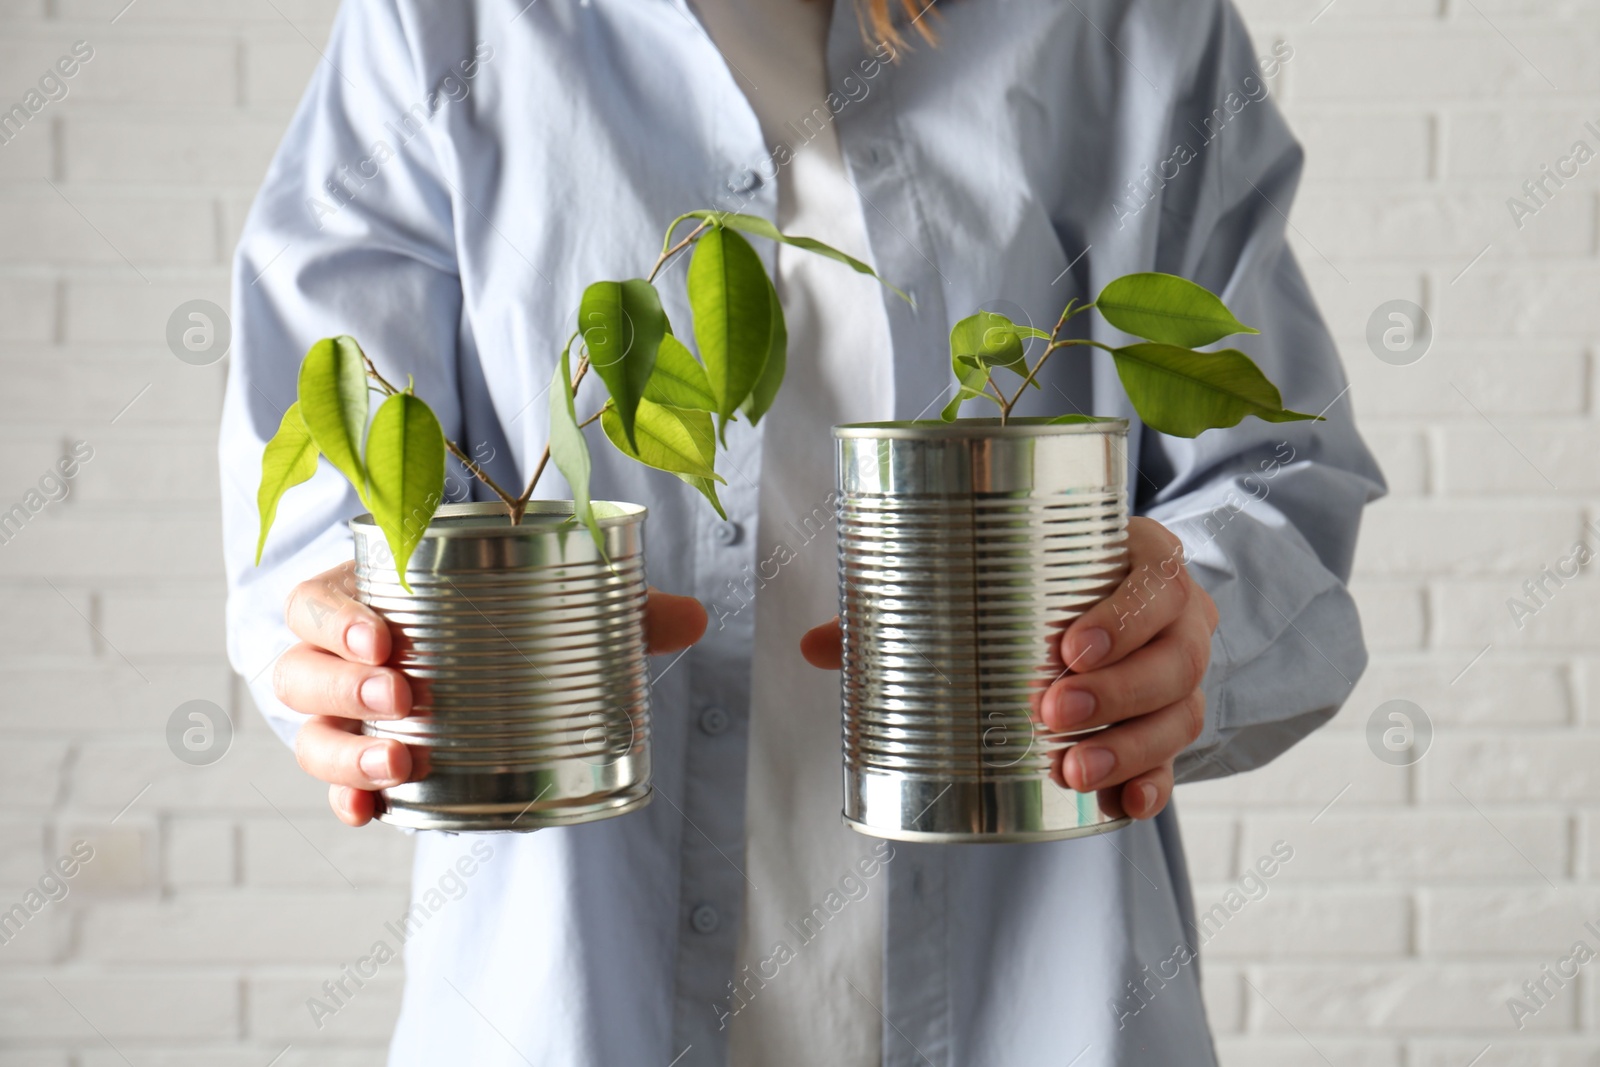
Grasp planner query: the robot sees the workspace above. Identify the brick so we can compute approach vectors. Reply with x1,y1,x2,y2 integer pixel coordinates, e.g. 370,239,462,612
0,820,47,883
1296,111,1432,183
0,278,56,342
1441,264,1600,338
80,891,409,964
243,39,324,107
1353,503,1581,576
99,585,228,657
76,1054,387,1067
1,740,67,809
1410,1041,1600,1067
0,663,234,732
248,973,405,1041
1361,428,1427,496
1201,963,1241,1034
0,191,216,267
1420,734,1600,802
1179,733,1407,807
1296,189,1592,259
1441,423,1600,494
1240,812,1568,881
165,817,235,888
0,889,72,963
1435,578,1600,650
1448,109,1600,179
1173,810,1237,881
0,975,237,1039
63,117,286,184
1420,888,1600,955
0,514,223,580
1292,29,1600,101
1195,889,1409,958
0,349,227,428
71,429,221,502
1248,963,1572,1033
1348,580,1427,651
1343,346,1586,417
1342,656,1570,726
57,0,336,20
69,735,323,814
1299,267,1424,342
241,818,413,889
1213,1038,1401,1067
57,820,157,894
0,112,52,179
63,277,228,344
0,586,95,660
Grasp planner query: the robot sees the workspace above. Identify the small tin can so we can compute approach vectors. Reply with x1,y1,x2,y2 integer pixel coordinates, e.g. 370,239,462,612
351,501,650,832
834,419,1133,843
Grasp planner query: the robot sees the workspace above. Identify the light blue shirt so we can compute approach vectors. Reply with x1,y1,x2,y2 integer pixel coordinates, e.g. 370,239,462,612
219,1,1386,1063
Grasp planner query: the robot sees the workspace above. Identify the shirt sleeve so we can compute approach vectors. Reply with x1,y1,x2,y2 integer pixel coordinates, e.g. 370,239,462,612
1132,3,1388,783
219,0,467,746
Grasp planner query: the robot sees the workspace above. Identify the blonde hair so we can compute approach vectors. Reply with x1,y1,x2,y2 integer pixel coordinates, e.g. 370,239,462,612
852,0,939,53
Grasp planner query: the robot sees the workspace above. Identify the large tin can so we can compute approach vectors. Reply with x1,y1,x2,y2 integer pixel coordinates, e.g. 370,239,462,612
834,419,1133,843
350,501,651,832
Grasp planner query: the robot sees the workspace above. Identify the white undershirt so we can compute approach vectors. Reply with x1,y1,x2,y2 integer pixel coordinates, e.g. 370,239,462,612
689,1,895,1063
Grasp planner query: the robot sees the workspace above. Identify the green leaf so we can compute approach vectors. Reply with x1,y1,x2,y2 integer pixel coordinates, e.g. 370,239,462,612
364,391,446,592
254,402,320,565
1096,273,1259,349
548,339,604,554
940,357,1002,422
1046,413,1117,425
1109,343,1320,438
578,279,665,451
643,334,717,411
741,272,786,425
297,336,370,501
950,311,1049,377
688,226,772,438
676,473,728,520
601,398,723,481
675,211,912,304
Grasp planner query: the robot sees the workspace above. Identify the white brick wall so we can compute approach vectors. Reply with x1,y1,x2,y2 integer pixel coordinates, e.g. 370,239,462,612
0,0,1589,1063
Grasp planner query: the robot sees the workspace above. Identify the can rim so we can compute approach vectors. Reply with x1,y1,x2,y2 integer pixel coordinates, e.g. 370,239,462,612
834,416,1129,440
350,499,647,535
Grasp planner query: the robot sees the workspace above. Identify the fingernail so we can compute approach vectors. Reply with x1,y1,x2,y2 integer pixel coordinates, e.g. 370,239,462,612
1047,688,1096,730
1066,628,1111,671
359,745,396,784
347,622,378,662
1136,782,1158,816
1074,746,1115,787
359,675,393,715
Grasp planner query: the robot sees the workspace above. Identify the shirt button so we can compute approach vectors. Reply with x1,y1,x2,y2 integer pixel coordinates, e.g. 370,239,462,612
867,146,883,166
698,706,730,736
690,903,721,935
730,170,763,195
711,520,743,546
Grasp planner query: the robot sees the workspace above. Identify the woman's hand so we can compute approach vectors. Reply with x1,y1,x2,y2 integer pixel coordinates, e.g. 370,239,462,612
275,560,709,826
800,516,1217,821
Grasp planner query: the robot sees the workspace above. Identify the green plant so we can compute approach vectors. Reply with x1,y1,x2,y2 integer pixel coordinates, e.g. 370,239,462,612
942,272,1317,436
255,212,898,589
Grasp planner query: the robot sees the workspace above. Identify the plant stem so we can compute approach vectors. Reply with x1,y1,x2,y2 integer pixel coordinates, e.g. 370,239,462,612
515,356,592,512
1001,300,1098,422
360,355,522,515
647,219,711,283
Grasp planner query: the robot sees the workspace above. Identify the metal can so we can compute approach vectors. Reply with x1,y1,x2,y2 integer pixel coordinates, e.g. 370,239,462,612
834,419,1132,843
351,501,651,832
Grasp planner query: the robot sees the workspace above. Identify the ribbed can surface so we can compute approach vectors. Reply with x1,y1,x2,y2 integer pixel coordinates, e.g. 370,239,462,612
351,501,650,832
835,419,1133,842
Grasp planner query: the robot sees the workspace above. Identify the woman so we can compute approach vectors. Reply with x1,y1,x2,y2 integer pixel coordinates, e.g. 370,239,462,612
221,0,1384,1063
